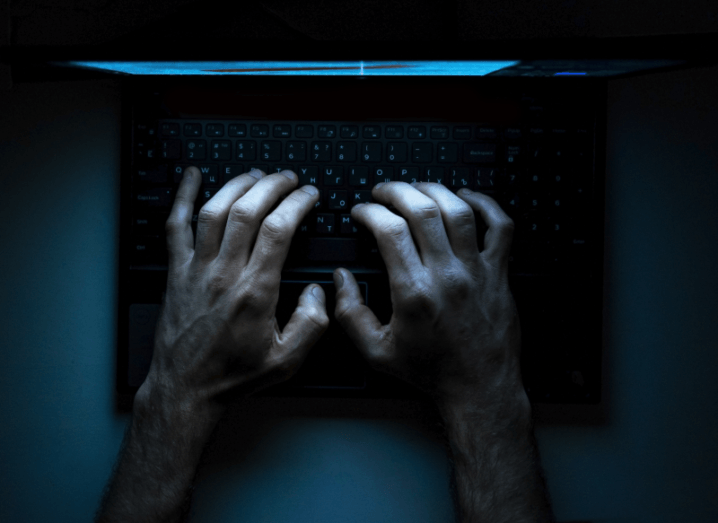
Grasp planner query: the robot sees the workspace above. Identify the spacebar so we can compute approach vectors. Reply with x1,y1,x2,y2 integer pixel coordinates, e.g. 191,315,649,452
305,238,358,261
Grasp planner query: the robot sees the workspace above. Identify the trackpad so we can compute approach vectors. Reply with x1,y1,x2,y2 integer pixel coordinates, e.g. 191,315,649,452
276,280,370,389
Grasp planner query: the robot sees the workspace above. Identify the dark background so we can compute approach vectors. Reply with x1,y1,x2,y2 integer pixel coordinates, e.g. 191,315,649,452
1,2,717,522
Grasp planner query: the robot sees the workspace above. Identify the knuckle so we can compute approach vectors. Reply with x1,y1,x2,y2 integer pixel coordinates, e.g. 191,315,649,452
379,218,410,240
239,283,269,311
441,267,471,297
310,309,331,331
402,281,436,313
165,216,181,233
260,216,290,241
229,201,255,222
197,206,221,225
448,203,476,224
414,204,441,221
498,217,515,235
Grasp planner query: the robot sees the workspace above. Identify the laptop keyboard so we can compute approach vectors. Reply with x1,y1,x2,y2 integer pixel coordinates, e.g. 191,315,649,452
132,118,595,277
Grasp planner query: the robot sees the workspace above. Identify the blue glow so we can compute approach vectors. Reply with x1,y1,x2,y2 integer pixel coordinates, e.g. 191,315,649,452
59,60,520,76
554,72,587,76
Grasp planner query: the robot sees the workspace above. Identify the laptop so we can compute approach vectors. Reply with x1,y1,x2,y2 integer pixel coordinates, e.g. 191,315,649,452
2,37,703,415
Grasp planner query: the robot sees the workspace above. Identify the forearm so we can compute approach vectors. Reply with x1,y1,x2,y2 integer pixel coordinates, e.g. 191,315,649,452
439,389,555,523
96,380,225,523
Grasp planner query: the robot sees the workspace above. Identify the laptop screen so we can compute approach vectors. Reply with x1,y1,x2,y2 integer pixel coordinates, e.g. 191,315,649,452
45,59,685,78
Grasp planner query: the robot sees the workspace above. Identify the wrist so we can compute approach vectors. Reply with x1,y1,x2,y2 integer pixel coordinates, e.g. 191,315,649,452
435,382,533,435
134,373,226,435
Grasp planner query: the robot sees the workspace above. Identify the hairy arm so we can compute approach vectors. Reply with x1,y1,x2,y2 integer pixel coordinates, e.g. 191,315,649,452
95,382,225,523
440,390,555,523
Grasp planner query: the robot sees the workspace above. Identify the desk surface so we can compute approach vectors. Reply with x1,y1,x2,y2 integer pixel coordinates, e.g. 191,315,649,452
1,67,717,523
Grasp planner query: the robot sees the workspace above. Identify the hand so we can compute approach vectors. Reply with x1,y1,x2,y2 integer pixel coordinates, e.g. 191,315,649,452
140,167,330,409
333,182,526,412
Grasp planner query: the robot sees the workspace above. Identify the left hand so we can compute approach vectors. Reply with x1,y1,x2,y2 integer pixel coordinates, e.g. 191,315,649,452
139,167,329,410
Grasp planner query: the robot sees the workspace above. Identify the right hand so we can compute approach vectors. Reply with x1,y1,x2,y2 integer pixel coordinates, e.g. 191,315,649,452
333,182,528,413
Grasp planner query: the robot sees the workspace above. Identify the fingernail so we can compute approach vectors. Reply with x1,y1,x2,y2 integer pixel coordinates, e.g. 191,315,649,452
375,182,385,189
185,167,198,180
334,270,344,289
459,188,472,194
248,169,262,180
282,170,296,181
301,185,318,195
312,285,324,301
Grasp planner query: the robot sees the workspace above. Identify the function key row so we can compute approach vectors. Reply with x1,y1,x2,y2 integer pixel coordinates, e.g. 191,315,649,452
158,122,523,141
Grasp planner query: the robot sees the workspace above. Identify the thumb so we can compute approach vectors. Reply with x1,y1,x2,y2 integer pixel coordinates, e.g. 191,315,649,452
333,268,388,366
278,284,330,360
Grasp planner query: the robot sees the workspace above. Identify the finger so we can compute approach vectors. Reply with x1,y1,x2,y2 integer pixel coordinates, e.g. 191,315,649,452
333,268,391,369
243,178,320,276
371,181,453,266
218,171,306,268
193,169,265,263
274,283,330,376
165,166,202,271
455,189,515,271
410,182,480,267
350,202,423,288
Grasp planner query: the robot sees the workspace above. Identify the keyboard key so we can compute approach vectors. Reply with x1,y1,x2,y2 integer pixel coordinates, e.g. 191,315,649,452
476,168,500,189
236,141,256,161
297,166,320,185
273,124,291,138
362,143,382,162
430,126,448,139
408,126,426,139
311,142,332,162
477,126,498,139
260,141,282,162
286,141,307,162
183,123,202,137
463,143,495,163
136,187,173,208
318,125,336,138
316,214,335,234
423,167,445,184
327,190,349,210
228,124,247,137
323,167,344,186
132,237,166,265
450,168,471,189
386,143,408,163
351,190,371,205
339,214,354,234
337,142,357,162
161,140,181,160
250,124,269,137
221,164,244,184
340,125,359,138
412,143,432,162
295,124,314,138
503,127,522,140
398,167,420,183
160,122,180,137
363,126,381,139
185,140,207,161
199,165,220,186
453,127,471,140
385,126,404,139
306,238,358,261
210,140,231,161
373,167,394,184
349,167,370,187
137,165,168,183
206,124,224,137
438,143,458,163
